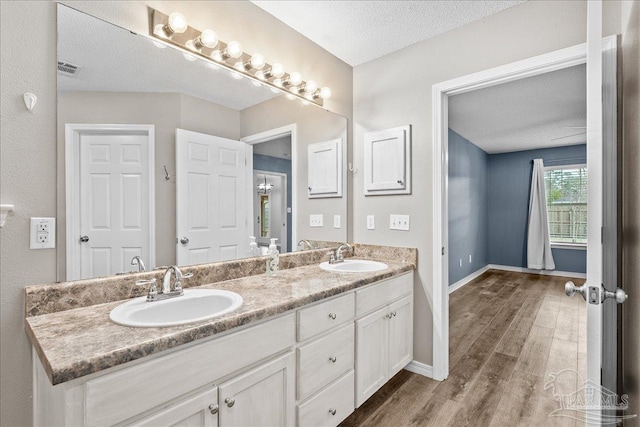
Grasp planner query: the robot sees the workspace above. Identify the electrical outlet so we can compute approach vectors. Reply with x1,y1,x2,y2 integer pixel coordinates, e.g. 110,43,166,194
367,215,375,230
333,215,341,228
30,217,55,249
309,214,323,227
390,214,410,231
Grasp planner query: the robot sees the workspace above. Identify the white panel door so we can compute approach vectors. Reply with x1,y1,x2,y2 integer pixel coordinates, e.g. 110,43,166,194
364,126,411,195
218,353,294,427
307,139,343,198
77,130,152,279
176,129,247,266
132,387,218,427
387,295,413,377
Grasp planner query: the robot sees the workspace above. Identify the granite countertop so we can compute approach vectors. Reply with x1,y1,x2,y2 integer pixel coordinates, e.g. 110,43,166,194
26,259,414,385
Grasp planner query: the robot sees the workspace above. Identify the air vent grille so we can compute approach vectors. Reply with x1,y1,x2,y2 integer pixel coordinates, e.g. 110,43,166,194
57,61,80,76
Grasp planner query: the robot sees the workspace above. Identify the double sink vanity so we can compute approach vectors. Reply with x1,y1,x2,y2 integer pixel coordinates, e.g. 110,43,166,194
25,244,416,427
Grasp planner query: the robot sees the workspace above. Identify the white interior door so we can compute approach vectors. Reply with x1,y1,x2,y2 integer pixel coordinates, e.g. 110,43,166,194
253,171,287,252
176,129,248,265
66,124,155,280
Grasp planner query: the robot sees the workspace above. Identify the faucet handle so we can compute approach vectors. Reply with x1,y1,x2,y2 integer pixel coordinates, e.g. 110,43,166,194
327,251,336,264
136,278,158,300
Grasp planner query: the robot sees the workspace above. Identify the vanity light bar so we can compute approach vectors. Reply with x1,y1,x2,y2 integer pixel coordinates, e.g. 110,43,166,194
148,9,331,107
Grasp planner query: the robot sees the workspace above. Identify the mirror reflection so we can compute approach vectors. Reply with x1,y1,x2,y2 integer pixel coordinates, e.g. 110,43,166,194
57,5,347,281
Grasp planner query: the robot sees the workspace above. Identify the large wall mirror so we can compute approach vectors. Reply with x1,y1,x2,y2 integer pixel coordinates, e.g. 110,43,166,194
57,4,348,281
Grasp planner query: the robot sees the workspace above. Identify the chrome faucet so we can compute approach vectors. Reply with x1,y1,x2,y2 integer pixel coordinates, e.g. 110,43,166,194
298,239,314,251
135,266,193,302
328,243,353,264
131,256,146,272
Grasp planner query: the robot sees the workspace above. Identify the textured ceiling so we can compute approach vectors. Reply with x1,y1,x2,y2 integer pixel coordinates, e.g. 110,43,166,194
251,1,525,66
57,5,279,111
449,64,586,154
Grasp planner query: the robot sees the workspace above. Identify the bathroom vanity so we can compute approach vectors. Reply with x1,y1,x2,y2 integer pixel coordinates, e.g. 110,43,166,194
26,246,415,427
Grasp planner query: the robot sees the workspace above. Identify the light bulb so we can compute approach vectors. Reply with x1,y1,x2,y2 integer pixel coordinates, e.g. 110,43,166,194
289,86,299,94
166,12,188,34
320,87,332,99
304,80,317,93
289,72,302,86
269,63,285,79
185,40,197,51
197,29,218,48
211,50,223,62
224,41,243,59
273,78,283,87
255,70,265,80
248,53,265,70
234,61,244,72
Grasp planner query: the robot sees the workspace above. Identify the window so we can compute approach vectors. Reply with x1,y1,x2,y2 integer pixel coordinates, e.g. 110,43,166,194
544,165,587,245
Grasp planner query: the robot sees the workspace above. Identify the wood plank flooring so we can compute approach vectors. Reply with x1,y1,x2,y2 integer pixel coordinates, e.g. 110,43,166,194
340,270,587,427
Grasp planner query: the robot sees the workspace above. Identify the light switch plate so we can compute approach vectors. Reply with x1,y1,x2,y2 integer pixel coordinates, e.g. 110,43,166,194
333,215,341,228
367,215,375,230
389,214,410,231
310,214,323,227
30,217,55,249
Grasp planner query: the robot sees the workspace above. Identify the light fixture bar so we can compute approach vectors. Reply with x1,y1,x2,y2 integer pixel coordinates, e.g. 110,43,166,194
148,8,329,107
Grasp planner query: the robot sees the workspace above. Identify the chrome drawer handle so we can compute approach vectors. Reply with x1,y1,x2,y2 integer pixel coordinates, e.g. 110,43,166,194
328,313,337,320
329,356,337,363
225,397,235,408
208,403,219,414
329,408,337,416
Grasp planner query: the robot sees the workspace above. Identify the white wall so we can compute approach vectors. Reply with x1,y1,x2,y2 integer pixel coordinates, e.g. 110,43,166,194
352,0,622,366
0,2,352,425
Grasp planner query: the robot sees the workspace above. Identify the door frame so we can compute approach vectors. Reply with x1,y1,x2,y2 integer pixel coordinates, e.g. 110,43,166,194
253,169,288,252
241,124,297,251
65,123,156,280
431,36,617,381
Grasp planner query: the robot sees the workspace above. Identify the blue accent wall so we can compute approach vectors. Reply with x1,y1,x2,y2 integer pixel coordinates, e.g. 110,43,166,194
447,131,587,286
486,144,587,273
448,130,489,285
253,154,292,251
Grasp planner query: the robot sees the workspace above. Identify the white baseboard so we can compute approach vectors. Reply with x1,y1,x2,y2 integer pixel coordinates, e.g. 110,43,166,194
404,360,434,378
448,265,490,294
488,264,586,279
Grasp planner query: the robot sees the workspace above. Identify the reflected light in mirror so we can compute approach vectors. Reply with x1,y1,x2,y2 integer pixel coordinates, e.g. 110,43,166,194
224,41,243,59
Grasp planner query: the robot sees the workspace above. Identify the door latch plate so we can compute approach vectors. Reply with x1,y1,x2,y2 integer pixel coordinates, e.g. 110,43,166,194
588,286,600,305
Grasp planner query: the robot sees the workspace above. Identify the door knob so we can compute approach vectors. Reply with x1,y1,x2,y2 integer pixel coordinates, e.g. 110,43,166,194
80,235,89,243
225,397,235,408
180,237,189,245
208,403,219,414
565,281,587,301
602,287,628,304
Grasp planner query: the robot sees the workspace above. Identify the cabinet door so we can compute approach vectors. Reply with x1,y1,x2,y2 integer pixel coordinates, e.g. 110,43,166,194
218,353,294,427
387,295,413,377
131,387,218,427
364,125,411,195
355,306,388,408
307,139,343,198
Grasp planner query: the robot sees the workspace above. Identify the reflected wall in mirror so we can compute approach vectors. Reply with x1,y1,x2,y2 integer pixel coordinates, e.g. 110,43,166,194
57,5,348,281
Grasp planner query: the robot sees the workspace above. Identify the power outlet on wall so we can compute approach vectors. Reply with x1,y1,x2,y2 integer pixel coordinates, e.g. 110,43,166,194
367,215,375,230
30,217,55,249
310,214,323,227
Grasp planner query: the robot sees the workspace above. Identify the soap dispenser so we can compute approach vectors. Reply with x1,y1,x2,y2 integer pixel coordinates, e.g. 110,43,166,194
266,238,279,276
248,236,260,257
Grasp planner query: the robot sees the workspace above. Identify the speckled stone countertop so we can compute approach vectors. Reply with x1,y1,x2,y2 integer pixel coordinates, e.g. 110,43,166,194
26,256,415,386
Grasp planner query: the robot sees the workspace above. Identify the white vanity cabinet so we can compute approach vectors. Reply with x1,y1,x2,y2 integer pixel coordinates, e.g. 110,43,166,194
132,387,219,427
355,273,413,407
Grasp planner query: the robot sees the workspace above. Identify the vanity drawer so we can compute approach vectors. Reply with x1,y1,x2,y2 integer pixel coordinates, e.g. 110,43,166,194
297,293,354,341
356,272,412,316
297,370,355,427
297,323,354,400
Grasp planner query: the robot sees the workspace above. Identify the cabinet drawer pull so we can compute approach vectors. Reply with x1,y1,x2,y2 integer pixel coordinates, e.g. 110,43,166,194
329,408,337,416
329,356,337,363
208,404,219,414
328,313,337,320
225,397,235,408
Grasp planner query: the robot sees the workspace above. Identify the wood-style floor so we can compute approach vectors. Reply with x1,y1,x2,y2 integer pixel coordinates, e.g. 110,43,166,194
341,270,587,427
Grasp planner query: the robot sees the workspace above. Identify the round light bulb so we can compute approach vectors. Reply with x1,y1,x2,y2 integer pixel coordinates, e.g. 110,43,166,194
225,41,243,59
198,29,218,48
273,78,283,87
167,12,188,34
289,86,299,94
320,87,332,99
185,40,197,51
304,80,317,93
234,61,244,72
289,72,302,86
211,50,223,62
270,63,285,78
250,54,265,70
255,70,265,80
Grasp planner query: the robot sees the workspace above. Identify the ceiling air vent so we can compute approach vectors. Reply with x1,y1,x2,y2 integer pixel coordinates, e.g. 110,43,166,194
57,61,81,77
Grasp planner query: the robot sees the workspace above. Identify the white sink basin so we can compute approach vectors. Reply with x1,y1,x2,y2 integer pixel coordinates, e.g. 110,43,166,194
319,259,388,273
109,289,243,328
